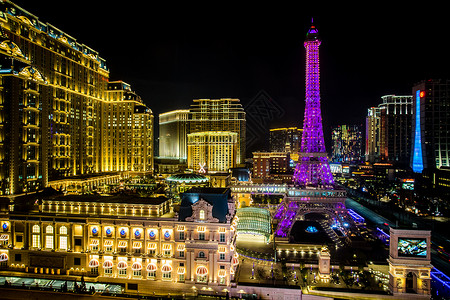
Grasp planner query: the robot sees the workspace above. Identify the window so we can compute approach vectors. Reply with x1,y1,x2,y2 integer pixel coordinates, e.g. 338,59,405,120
14,254,21,262
32,225,40,233
220,253,225,260
74,257,81,266
90,266,98,276
32,234,40,248
179,251,184,258
179,274,185,282
119,268,127,276
59,226,67,235
133,269,142,277
104,268,112,275
59,236,68,250
219,233,226,243
162,272,171,280
148,271,156,279
199,210,205,220
179,231,184,240
199,232,205,240
46,225,53,234
198,251,205,258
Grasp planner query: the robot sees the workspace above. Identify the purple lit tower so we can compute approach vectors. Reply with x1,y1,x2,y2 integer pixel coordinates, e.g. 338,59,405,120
293,21,334,187
273,21,348,240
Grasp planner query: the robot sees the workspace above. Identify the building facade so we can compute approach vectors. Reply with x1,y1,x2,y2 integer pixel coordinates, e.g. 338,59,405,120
331,124,363,163
187,131,238,173
365,95,412,165
159,110,189,161
0,1,153,195
189,99,245,165
412,80,450,172
252,151,290,180
0,188,237,295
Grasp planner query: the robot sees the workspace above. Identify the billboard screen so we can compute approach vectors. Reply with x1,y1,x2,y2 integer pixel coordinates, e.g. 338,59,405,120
398,238,427,257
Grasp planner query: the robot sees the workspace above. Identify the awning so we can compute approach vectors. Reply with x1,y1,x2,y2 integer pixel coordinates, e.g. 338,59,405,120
118,241,127,248
218,269,227,277
197,226,206,232
218,246,226,253
90,239,99,246
232,257,239,266
218,227,226,233
196,265,208,276
117,261,128,269
0,235,9,241
132,241,142,249
104,240,113,246
102,260,113,269
0,253,8,262
131,262,142,271
177,244,185,251
146,263,157,272
147,243,157,250
161,264,172,272
88,259,99,268
177,267,185,275
162,244,172,250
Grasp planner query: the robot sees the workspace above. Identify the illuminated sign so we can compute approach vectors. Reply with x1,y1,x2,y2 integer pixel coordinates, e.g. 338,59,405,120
398,238,427,257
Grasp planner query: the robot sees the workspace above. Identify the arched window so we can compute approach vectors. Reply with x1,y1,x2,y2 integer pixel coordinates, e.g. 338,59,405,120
59,226,67,235
32,225,40,233
198,251,205,258
46,225,53,234
199,210,205,220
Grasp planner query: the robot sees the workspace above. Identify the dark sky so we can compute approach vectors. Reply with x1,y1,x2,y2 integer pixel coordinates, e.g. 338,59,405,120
11,2,450,151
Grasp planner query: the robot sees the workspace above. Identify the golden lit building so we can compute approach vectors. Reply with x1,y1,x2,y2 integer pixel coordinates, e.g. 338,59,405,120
0,188,237,296
187,131,237,173
0,1,153,194
189,99,245,165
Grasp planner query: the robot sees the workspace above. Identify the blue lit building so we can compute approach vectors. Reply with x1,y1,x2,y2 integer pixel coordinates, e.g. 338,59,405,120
411,80,450,172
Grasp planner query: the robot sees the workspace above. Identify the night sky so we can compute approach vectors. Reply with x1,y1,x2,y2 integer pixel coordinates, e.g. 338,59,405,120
11,2,450,152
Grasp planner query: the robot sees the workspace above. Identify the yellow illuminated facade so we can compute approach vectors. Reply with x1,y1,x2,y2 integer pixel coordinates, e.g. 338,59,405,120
187,131,237,173
0,193,237,295
0,1,153,194
189,99,245,165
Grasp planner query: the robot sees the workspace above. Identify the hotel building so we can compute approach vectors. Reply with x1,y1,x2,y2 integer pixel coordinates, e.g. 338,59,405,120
187,131,238,173
159,110,190,161
365,95,412,165
0,1,153,195
189,99,245,165
0,187,238,295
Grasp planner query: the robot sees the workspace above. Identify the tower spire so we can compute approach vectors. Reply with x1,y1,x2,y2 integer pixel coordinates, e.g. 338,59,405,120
293,21,334,187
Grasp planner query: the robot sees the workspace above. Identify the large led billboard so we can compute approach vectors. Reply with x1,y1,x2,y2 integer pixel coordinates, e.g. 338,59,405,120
398,238,427,258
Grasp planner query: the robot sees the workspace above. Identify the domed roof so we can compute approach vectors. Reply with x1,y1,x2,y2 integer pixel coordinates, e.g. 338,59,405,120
166,173,208,183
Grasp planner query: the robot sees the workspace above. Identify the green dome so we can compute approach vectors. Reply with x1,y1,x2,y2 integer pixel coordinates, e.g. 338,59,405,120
166,173,208,184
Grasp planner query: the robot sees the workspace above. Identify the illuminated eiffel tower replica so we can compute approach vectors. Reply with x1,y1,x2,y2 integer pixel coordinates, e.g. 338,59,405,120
274,21,348,241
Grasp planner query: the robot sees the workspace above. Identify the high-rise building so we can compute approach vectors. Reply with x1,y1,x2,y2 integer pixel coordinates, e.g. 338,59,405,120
293,21,334,187
365,95,412,165
252,151,290,179
187,131,237,173
269,127,303,153
365,106,381,162
412,80,450,172
159,110,189,160
331,124,363,163
0,1,153,194
189,99,245,165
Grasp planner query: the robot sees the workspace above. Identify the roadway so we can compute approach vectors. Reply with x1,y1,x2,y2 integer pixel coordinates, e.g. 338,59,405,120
345,197,450,276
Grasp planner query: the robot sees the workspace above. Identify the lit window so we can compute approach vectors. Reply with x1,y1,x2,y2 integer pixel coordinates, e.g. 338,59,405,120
32,234,40,248
45,235,53,249
32,225,40,233
59,226,67,235
59,236,68,250
199,210,205,220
